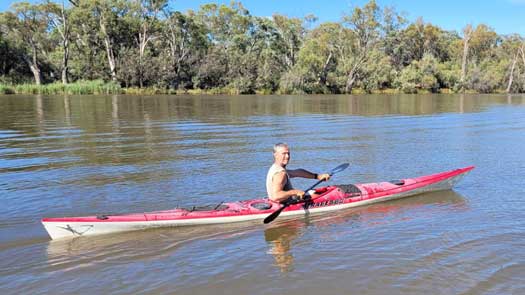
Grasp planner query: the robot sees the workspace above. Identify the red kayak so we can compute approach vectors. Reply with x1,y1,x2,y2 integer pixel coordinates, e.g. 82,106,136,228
42,166,474,240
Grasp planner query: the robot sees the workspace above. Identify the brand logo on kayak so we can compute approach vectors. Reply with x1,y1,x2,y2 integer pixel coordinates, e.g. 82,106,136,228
303,199,345,209
58,224,94,236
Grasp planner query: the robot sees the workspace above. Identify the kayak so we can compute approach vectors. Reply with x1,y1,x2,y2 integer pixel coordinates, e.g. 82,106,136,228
42,166,474,240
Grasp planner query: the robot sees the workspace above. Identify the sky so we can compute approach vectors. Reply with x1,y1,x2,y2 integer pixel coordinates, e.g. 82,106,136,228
1,0,524,35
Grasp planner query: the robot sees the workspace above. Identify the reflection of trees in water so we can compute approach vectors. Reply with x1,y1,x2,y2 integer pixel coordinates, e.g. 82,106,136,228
263,190,467,272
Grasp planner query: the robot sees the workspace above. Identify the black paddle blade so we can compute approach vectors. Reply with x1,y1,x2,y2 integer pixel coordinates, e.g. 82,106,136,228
330,163,349,175
263,205,287,224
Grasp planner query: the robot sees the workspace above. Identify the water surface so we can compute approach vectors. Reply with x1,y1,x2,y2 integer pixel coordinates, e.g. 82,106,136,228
1,94,524,294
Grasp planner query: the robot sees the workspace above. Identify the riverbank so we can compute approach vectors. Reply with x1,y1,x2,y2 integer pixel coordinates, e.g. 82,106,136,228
0,80,121,95
0,81,507,96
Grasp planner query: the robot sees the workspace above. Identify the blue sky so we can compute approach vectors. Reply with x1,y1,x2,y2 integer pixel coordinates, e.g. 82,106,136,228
1,0,524,35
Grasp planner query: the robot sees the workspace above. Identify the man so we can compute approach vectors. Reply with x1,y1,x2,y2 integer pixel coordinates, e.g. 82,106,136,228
266,143,331,203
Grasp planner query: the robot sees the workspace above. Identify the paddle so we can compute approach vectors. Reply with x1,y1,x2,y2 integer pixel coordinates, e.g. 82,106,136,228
263,163,349,224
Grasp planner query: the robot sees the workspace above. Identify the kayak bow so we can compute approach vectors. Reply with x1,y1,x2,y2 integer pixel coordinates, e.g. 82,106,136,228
42,166,474,240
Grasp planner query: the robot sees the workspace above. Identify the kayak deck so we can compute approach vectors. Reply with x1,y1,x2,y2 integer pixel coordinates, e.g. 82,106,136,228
42,166,474,240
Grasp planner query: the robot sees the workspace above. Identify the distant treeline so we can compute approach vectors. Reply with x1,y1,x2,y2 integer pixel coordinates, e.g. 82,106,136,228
0,0,524,94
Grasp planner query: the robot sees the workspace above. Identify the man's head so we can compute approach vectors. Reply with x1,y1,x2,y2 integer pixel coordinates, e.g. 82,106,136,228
273,143,290,167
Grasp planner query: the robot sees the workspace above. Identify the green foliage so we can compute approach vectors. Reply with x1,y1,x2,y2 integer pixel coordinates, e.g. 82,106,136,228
394,53,440,93
466,60,508,93
359,50,394,92
0,0,523,94
436,62,461,91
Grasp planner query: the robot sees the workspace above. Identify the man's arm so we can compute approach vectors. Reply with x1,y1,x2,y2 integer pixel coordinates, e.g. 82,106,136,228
287,169,331,181
270,171,304,203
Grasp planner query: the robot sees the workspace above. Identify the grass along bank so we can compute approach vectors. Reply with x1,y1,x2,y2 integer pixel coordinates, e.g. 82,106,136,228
0,80,508,96
0,80,121,95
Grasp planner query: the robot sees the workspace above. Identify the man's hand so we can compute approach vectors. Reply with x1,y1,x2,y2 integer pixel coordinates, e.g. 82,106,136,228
317,173,331,181
291,189,305,199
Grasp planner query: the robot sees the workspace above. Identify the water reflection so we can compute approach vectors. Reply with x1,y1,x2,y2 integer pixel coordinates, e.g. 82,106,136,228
263,190,467,272
2,93,522,175
3,94,525,133
265,221,302,273
45,221,261,265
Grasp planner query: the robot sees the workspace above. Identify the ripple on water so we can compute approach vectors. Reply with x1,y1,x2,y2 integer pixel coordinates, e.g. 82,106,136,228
1,94,525,294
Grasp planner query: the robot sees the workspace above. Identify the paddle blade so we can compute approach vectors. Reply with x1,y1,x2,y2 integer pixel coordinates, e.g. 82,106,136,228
330,163,349,175
263,205,287,224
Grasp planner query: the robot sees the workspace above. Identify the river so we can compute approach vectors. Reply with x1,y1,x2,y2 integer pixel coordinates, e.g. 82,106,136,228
1,94,524,294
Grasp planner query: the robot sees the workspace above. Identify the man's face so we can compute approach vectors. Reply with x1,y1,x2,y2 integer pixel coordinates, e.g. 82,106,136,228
274,147,290,167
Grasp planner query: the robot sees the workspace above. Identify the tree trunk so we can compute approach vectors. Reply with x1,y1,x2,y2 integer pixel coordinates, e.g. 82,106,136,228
518,43,525,92
62,37,69,84
460,25,472,90
138,28,147,88
519,42,525,66
24,42,41,85
99,15,117,81
344,54,367,94
345,67,358,93
28,63,42,85
61,3,69,84
506,51,518,93
319,51,333,86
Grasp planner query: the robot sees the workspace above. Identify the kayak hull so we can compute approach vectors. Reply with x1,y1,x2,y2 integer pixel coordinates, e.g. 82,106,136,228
42,166,474,240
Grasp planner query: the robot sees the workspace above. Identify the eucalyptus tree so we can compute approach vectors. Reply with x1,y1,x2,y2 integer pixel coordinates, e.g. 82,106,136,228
161,10,208,89
73,0,134,82
128,0,166,87
0,31,30,82
469,25,499,61
194,2,257,91
0,2,52,85
394,53,440,93
502,36,525,92
394,18,454,67
460,24,500,92
459,24,472,89
67,0,105,80
253,16,288,92
381,6,407,70
340,0,383,93
286,22,344,93
272,14,306,70
43,0,71,84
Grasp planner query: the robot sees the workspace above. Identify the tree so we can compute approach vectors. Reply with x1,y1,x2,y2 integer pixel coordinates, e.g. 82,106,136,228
287,22,345,93
460,24,472,90
394,53,440,93
0,2,51,85
194,2,254,90
341,0,382,93
67,0,106,81
359,49,394,92
394,18,454,67
497,35,524,93
469,24,499,64
75,0,133,82
162,10,208,89
129,0,166,87
0,30,26,82
43,0,72,84
272,14,306,70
